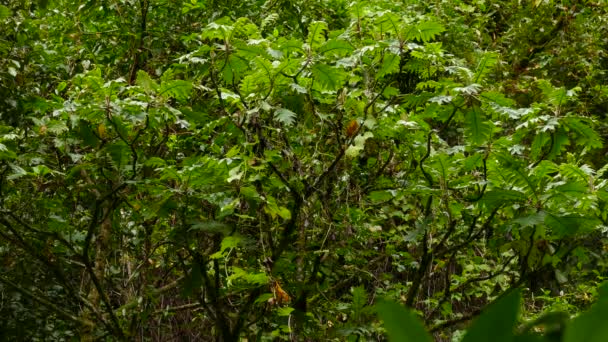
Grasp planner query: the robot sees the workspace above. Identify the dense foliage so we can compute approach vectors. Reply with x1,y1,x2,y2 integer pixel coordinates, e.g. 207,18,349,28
1,0,608,341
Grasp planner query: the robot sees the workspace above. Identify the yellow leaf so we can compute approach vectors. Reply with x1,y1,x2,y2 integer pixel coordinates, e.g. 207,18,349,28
97,124,106,138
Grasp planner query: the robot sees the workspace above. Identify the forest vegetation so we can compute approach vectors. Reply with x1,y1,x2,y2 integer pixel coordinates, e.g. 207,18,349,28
1,0,608,341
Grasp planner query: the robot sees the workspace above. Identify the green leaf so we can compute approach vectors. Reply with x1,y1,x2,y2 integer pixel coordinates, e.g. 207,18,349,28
105,141,130,167
311,64,347,91
221,55,248,83
351,286,368,321
47,120,69,135
0,5,10,19
537,80,568,109
181,265,202,297
462,290,521,342
368,190,394,203
160,80,192,101
412,21,445,43
233,17,260,38
210,235,242,259
473,51,499,84
348,1,368,19
274,108,297,126
318,39,353,56
277,306,294,317
136,70,159,94
564,282,608,342
559,163,592,182
562,116,602,149
189,220,232,235
7,163,27,180
544,212,600,237
346,132,373,158
377,12,402,37
513,212,546,228
0,143,16,160
377,53,400,79
465,106,493,145
228,267,269,285
307,21,328,49
481,189,527,209
375,300,432,342
264,195,292,220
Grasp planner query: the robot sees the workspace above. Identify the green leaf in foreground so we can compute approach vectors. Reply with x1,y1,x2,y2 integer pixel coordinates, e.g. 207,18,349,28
376,300,432,342
462,290,521,342
563,282,608,342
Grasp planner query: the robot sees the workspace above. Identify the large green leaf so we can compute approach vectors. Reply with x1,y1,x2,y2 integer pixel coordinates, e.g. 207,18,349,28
562,116,602,149
376,300,432,342
465,106,492,145
318,39,353,56
473,51,499,84
564,283,608,342
480,189,527,209
136,70,159,94
307,21,328,49
411,21,446,43
377,53,400,79
0,5,10,19
544,212,600,237
160,80,193,102
462,290,521,342
311,63,347,91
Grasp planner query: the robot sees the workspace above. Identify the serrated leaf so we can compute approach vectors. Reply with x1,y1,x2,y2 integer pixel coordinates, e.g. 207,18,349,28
348,1,368,19
318,39,353,56
377,53,400,79
105,141,130,167
312,64,347,91
160,80,192,101
274,108,297,126
377,12,402,37
278,38,304,53
559,163,592,182
307,21,328,49
465,106,493,145
136,70,159,94
221,55,248,83
144,157,166,168
234,17,259,38
473,51,499,84
253,57,273,77
46,120,69,135
411,21,445,43
545,212,600,237
537,79,568,109
201,22,232,40
481,189,527,209
548,128,570,159
562,116,602,149
261,13,278,30
240,74,258,95
351,286,368,320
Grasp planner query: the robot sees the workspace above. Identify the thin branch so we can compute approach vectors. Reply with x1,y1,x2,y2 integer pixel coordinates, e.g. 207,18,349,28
0,274,94,328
